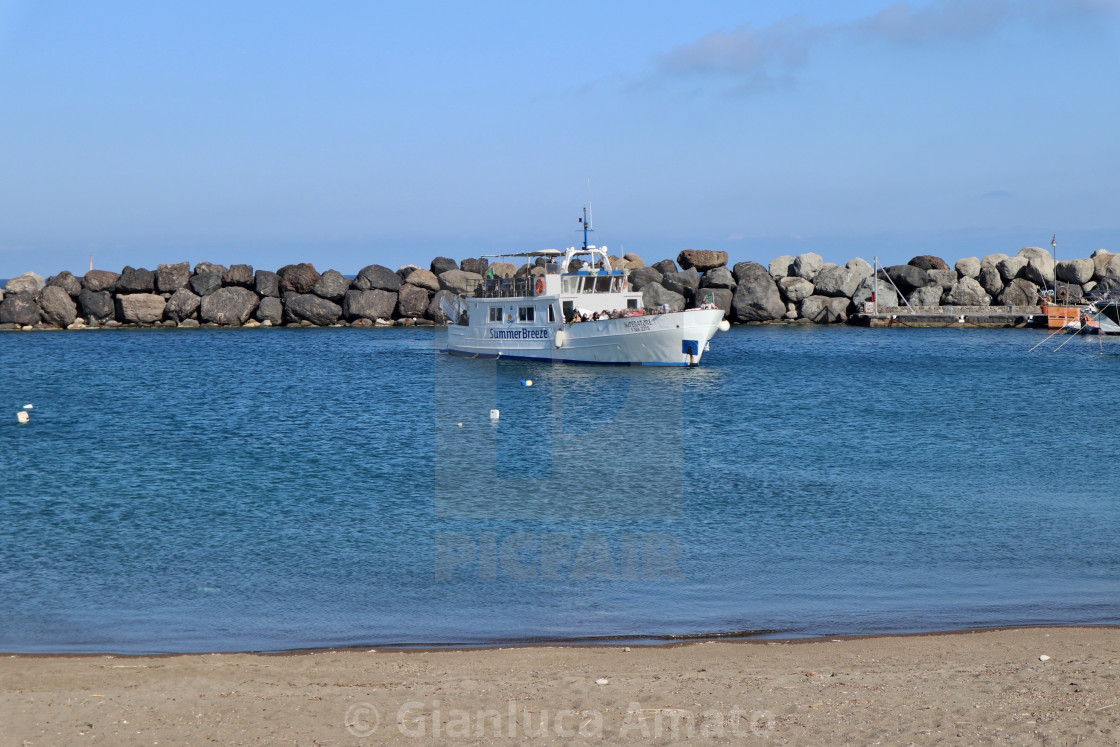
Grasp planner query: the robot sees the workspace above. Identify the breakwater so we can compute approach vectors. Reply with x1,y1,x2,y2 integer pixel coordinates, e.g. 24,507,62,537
0,247,1115,330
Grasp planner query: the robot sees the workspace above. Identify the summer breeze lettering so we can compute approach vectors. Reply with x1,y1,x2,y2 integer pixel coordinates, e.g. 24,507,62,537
488,327,552,340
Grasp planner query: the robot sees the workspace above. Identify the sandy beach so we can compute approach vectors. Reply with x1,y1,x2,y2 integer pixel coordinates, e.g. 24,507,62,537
2,627,1118,745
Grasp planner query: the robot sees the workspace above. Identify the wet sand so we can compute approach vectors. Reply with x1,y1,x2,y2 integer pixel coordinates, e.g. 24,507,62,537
3,627,1119,745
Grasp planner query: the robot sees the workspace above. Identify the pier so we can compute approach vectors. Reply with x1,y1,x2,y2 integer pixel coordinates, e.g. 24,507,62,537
856,304,1044,328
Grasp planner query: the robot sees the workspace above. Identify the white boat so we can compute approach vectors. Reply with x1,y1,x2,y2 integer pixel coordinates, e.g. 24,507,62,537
444,210,729,366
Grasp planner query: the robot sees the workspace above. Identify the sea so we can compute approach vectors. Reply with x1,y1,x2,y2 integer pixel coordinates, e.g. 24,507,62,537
1,325,1119,654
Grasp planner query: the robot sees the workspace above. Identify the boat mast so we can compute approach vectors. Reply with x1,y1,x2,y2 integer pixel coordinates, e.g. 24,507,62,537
581,203,593,250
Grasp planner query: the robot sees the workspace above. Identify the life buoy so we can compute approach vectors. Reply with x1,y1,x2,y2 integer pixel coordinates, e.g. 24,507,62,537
535,278,545,294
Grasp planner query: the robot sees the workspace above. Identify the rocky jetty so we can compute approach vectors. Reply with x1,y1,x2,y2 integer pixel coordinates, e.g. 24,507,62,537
0,245,1113,330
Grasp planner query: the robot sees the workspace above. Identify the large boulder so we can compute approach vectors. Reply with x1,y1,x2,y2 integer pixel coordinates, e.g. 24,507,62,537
396,283,430,318
907,285,944,307
627,267,663,291
83,269,119,292
677,249,728,272
652,259,678,275
1018,247,1055,283
846,257,873,283
799,296,851,323
193,262,227,276
813,264,859,298
792,252,824,281
852,276,899,308
426,290,458,324
641,282,686,312
255,270,281,298
78,289,114,321
691,287,733,316
256,297,283,325
5,272,45,296
955,257,981,279
342,289,396,321
944,277,990,306
277,263,321,293
438,269,483,295
460,257,488,275
312,269,350,302
0,294,41,325
883,265,931,294
353,263,402,292
487,262,517,278
430,256,458,275
768,255,795,278
978,264,1004,296
284,293,342,325
1056,258,1094,285
997,256,1028,283
156,262,191,293
115,293,167,324
908,255,950,271
660,268,701,296
402,268,440,292
699,266,736,289
1093,251,1120,280
731,262,785,322
623,253,645,269
996,278,1039,307
1019,263,1048,288
116,266,155,293
189,272,223,296
37,285,78,327
200,286,259,325
47,271,83,298
981,253,1008,269
164,288,201,322
927,269,957,290
778,276,815,303
224,264,255,288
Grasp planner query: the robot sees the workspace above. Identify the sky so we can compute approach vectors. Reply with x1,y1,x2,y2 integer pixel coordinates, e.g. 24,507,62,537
1,0,1118,278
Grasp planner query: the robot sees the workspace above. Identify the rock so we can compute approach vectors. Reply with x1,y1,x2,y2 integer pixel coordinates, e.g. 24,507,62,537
46,271,83,298
884,265,931,294
627,267,663,291
178,318,200,328
699,266,736,289
652,259,678,275
403,268,440,292
255,270,281,298
978,264,1004,296
769,255,795,278
224,264,255,287
641,282,686,312
430,256,458,275
426,290,458,324
945,277,990,306
1056,258,1094,284
980,253,1008,270
661,268,701,296
115,293,167,324
996,278,1039,306
1055,283,1085,304
342,289,397,321
1084,280,1097,293
396,264,421,279
907,285,944,307
277,263,321,293
813,264,860,298
691,287,733,316
193,262,228,276
623,253,645,269
997,256,1028,283
1039,655,1050,662
792,252,824,281
799,295,851,323
677,249,728,272
396,283,430,317
778,276,815,303
927,269,957,290
1020,263,1047,287
312,269,350,302
353,264,402,292
438,269,483,295
116,266,155,293
852,276,899,308
908,255,951,271
256,296,283,325
487,262,517,279
164,288,201,321
200,286,259,325
955,257,981,279
4,272,45,296
731,262,785,322
846,257,874,282
189,272,223,296
37,286,78,327
284,293,342,325
0,294,42,325
1018,247,1055,283
83,269,120,292
156,262,191,293
78,289,114,321
1093,251,1120,280
460,257,488,275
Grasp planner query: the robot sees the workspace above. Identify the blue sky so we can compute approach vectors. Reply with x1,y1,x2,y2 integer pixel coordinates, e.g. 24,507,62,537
1,0,1118,278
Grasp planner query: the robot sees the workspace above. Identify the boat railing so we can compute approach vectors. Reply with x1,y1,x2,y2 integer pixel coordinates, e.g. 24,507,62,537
465,276,546,299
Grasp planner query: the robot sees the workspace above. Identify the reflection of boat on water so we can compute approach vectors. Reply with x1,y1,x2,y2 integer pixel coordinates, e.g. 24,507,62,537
444,208,729,366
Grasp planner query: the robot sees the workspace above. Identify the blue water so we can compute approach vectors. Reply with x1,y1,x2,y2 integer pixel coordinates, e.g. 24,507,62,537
1,325,1119,653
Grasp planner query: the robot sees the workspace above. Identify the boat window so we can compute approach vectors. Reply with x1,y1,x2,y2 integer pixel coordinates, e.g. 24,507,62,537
488,306,502,323
548,305,555,323
627,298,638,309
518,306,535,322
596,276,611,292
562,301,574,320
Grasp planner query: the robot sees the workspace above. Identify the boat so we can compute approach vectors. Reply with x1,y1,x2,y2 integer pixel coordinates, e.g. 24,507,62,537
443,208,730,366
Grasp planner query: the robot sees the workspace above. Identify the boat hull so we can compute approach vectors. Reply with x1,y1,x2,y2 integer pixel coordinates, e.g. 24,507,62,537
446,308,726,366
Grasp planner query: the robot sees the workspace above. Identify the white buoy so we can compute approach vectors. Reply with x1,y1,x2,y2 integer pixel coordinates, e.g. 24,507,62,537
718,320,731,332
22,404,33,410
522,379,533,387
457,422,463,427
16,411,29,424
489,409,500,421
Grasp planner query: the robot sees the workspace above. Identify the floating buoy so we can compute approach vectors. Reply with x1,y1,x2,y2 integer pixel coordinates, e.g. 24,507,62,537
718,320,731,332
522,379,533,387
457,422,463,427
489,409,500,421
22,404,33,410
16,411,29,424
